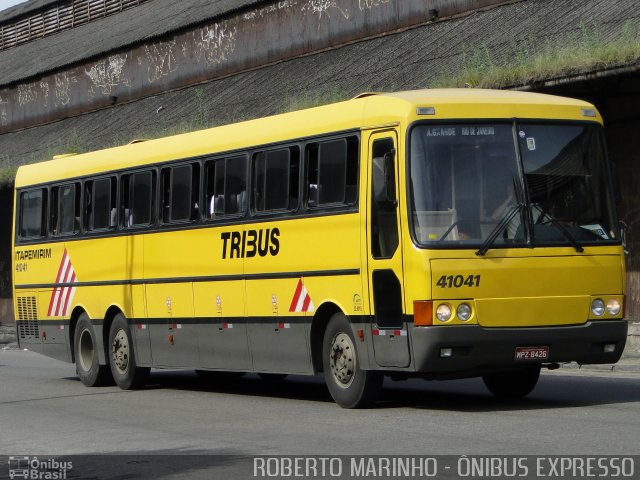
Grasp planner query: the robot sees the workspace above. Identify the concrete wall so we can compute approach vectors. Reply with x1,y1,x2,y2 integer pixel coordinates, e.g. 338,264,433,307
0,185,12,327
606,119,640,322
0,298,14,326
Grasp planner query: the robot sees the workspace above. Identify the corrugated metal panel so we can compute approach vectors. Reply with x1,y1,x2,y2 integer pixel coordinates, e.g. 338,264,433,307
0,0,60,24
0,0,150,52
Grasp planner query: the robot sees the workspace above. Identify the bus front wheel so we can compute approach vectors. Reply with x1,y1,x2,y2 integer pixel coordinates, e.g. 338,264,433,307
108,313,149,389
322,313,382,408
73,313,112,387
482,366,541,399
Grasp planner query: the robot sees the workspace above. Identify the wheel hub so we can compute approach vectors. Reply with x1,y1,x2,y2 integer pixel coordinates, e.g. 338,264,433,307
329,332,356,388
111,329,129,374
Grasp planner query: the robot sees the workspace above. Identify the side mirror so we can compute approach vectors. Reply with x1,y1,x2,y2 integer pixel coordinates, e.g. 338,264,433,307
620,220,629,255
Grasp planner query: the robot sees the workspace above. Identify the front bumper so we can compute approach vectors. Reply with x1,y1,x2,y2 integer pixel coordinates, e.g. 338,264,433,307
411,320,628,378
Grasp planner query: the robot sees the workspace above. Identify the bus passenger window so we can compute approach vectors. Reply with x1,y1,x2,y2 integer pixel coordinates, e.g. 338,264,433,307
306,136,359,208
86,177,116,231
161,164,198,223
130,171,154,226
120,175,130,227
252,147,299,213
18,189,46,238
204,156,247,218
212,160,225,216
51,183,80,235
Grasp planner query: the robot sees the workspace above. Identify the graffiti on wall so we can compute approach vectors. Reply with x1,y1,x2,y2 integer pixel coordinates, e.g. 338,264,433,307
302,0,350,22
0,95,7,126
86,54,130,96
358,0,390,9
17,83,38,106
193,22,237,65
2,0,402,131
144,41,178,83
54,72,76,106
243,0,298,20
40,80,50,107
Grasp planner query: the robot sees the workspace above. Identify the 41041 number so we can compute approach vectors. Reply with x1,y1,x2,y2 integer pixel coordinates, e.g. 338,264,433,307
436,274,480,288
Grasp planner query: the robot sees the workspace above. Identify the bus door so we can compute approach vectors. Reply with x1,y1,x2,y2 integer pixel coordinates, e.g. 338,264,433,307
366,131,410,368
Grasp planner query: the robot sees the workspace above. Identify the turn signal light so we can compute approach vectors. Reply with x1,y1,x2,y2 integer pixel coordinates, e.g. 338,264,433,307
414,300,433,326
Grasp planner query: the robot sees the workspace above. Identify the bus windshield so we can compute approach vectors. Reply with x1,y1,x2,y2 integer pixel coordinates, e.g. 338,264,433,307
409,122,618,249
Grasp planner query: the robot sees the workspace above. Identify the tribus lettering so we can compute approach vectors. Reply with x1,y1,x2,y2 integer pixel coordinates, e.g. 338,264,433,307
221,228,280,259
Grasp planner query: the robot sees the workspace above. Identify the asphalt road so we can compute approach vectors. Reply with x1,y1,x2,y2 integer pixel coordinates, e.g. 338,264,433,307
0,348,639,479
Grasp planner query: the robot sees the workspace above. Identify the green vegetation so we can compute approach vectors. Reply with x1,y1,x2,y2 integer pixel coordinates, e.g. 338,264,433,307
0,166,16,186
0,129,89,185
192,88,210,130
280,85,349,113
430,22,640,89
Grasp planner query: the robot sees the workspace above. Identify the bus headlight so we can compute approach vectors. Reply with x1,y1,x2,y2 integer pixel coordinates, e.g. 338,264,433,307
591,298,605,316
457,303,472,321
436,304,452,322
606,299,621,316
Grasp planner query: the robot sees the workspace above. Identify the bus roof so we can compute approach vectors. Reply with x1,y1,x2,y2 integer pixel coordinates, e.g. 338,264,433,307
15,88,600,188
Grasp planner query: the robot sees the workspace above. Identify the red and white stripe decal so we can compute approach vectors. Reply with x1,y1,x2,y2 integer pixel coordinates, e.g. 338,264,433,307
222,323,234,329
278,322,291,329
47,250,78,318
289,278,314,313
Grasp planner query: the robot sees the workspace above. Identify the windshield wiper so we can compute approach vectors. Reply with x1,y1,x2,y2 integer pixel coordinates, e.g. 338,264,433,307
536,210,584,253
476,204,524,256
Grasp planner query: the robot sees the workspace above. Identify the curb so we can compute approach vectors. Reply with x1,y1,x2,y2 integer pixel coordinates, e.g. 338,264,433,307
625,322,640,358
0,325,16,344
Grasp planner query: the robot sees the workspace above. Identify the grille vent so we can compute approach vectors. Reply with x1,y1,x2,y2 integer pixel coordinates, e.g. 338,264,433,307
16,296,39,339
16,295,37,320
0,0,148,52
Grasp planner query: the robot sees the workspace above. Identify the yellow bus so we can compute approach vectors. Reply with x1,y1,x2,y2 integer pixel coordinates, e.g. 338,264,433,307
12,89,628,408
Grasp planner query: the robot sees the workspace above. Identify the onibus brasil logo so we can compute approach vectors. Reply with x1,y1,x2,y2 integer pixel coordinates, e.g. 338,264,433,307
8,456,72,479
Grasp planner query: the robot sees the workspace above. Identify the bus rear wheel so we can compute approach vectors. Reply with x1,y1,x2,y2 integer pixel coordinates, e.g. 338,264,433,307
322,313,382,408
108,313,149,389
74,313,112,387
482,366,541,399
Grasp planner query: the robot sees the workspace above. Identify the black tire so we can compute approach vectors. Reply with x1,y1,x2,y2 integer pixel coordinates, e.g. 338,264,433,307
258,373,288,383
108,313,149,389
73,313,112,387
322,312,382,408
482,366,541,399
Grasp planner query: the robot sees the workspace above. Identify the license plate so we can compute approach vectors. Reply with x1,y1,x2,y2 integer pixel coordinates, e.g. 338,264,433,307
515,346,549,361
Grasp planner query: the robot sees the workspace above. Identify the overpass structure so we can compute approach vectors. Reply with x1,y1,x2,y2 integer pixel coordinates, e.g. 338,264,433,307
0,0,638,323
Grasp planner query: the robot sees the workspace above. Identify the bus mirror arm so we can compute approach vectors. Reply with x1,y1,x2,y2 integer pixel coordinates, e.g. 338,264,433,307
620,220,629,255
